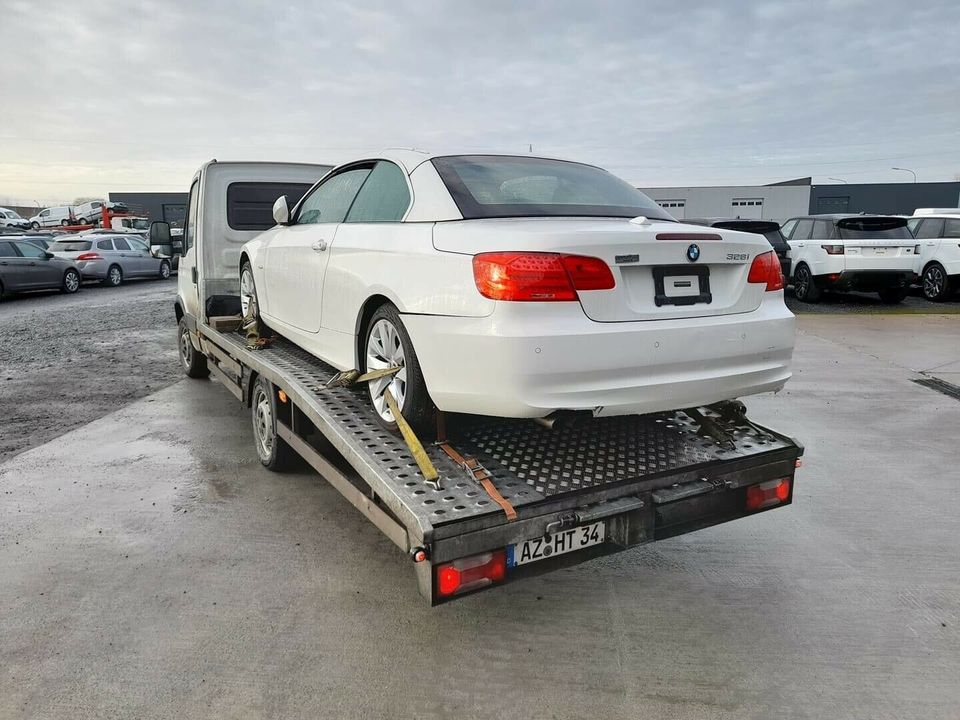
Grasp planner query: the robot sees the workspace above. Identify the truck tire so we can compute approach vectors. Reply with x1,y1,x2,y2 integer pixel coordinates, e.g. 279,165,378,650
251,375,296,471
361,303,434,434
178,318,209,378
792,263,821,303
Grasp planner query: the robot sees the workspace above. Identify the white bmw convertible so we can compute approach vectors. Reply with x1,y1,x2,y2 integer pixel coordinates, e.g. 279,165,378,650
239,151,794,431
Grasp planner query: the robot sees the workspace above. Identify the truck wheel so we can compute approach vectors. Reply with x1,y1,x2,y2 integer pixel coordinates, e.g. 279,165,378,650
158,260,171,279
879,287,907,304
792,264,821,303
178,318,209,378
921,263,951,302
61,268,80,294
251,375,296,471
104,264,123,287
362,303,433,434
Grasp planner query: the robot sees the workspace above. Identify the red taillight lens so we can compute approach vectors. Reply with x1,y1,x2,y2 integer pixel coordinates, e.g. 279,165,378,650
747,250,784,291
472,252,614,301
75,252,102,261
745,478,792,511
821,244,845,255
435,550,507,597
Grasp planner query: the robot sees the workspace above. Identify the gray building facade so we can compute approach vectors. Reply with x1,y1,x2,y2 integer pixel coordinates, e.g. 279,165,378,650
808,182,960,216
108,192,189,230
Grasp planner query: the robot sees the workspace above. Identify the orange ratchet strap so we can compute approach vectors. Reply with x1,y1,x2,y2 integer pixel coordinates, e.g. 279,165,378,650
438,442,517,522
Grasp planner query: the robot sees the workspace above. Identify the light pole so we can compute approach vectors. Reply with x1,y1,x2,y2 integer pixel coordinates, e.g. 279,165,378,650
828,177,848,184
891,167,917,183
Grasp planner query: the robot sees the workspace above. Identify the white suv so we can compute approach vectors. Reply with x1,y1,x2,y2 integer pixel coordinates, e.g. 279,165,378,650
907,211,960,301
781,214,917,303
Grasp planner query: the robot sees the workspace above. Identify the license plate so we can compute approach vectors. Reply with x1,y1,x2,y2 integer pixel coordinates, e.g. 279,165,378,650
663,274,701,298
507,522,605,567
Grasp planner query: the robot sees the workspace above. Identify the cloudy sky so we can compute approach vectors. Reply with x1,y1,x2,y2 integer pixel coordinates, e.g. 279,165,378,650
2,0,959,204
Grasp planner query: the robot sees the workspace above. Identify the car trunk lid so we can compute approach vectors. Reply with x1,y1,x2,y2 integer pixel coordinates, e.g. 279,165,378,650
433,217,772,322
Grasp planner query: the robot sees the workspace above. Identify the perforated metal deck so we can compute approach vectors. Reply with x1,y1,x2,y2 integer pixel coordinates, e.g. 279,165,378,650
206,329,796,540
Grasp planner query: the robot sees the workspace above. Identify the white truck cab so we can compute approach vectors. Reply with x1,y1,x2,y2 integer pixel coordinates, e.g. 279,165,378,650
781,214,916,303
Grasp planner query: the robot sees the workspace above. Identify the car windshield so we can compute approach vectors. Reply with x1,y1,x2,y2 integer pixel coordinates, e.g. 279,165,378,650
49,240,92,251
837,217,911,239
431,155,674,221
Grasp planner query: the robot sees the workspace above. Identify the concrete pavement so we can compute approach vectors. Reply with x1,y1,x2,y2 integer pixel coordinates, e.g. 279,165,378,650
1,314,958,719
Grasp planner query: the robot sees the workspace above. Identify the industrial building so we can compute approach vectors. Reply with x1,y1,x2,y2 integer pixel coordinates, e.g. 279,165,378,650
641,179,960,221
108,192,188,230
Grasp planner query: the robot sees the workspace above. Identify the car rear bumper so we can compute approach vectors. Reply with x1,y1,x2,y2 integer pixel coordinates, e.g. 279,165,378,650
403,296,795,418
818,270,913,291
75,259,109,279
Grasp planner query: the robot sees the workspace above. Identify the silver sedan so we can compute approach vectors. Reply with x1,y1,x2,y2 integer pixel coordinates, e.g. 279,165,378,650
48,234,172,286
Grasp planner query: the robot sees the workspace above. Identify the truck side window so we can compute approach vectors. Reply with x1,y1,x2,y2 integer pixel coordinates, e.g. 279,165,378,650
184,180,199,252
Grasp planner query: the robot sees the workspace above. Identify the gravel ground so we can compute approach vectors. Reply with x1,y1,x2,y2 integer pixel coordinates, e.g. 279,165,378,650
0,279,181,462
786,286,960,314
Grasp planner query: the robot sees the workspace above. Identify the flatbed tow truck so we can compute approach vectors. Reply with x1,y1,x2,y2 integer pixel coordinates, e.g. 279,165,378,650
160,160,804,605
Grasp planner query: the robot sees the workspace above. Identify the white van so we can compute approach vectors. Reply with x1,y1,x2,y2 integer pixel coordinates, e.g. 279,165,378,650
29,206,75,229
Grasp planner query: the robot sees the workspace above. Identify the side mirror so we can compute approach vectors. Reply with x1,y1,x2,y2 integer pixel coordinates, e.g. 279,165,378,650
149,220,171,246
273,195,290,225
44,252,54,260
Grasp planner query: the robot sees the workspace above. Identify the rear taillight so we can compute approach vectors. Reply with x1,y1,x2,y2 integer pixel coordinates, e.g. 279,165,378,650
747,250,784,291
745,478,791,511
472,252,614,301
821,244,845,255
75,252,102,261
435,550,507,597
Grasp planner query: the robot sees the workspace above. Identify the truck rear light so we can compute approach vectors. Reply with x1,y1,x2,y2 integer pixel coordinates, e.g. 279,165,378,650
435,550,507,597
472,252,614,301
747,250,784,291
745,478,791,511
821,244,845,255
75,252,102,261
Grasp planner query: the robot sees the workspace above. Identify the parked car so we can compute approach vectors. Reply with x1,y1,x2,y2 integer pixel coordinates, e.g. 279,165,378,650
0,208,32,230
238,151,794,431
29,206,75,229
48,233,172,286
907,211,960,301
780,214,916,303
0,226,25,236
686,218,791,278
73,199,128,226
20,234,56,250
0,238,81,298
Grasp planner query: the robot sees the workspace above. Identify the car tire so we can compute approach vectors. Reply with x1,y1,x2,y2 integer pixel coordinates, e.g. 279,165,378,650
361,303,434,434
158,260,171,279
239,261,268,336
879,287,908,304
792,263,821,303
30,222,39,230
921,262,952,302
61,268,81,294
104,264,122,287
61,219,70,226
251,375,296,471
178,317,209,379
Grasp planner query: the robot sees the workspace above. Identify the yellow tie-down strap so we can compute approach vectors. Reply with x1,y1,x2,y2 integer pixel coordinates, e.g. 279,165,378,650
382,388,441,491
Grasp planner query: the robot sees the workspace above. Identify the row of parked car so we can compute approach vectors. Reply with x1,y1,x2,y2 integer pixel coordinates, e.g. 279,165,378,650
0,200,128,230
0,227,173,300
690,209,959,303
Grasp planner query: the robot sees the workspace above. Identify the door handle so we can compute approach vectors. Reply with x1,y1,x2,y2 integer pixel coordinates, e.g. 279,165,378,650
311,239,328,253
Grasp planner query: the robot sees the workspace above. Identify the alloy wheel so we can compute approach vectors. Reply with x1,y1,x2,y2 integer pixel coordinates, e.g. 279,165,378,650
240,267,256,317
64,271,80,293
365,318,407,423
795,267,810,300
923,265,946,300
160,261,171,279
108,266,122,286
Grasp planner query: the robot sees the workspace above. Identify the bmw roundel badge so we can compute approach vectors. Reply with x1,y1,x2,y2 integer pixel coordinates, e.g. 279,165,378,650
687,243,701,262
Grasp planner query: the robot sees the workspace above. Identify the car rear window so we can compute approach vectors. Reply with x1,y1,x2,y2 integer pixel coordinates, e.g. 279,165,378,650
431,155,674,221
837,217,911,240
227,182,315,231
49,240,92,252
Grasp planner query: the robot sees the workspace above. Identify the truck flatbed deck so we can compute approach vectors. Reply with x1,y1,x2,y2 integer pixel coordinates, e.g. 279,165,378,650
193,320,802,604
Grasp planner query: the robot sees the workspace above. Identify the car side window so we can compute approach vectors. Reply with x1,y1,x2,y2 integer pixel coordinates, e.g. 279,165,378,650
944,219,960,238
793,219,814,240
40,209,49,217
345,161,411,223
15,241,46,258
113,237,131,251
780,219,797,239
0,241,18,257
296,167,372,225
128,237,148,251
914,218,944,239
812,220,834,239
97,239,115,251
184,179,199,252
